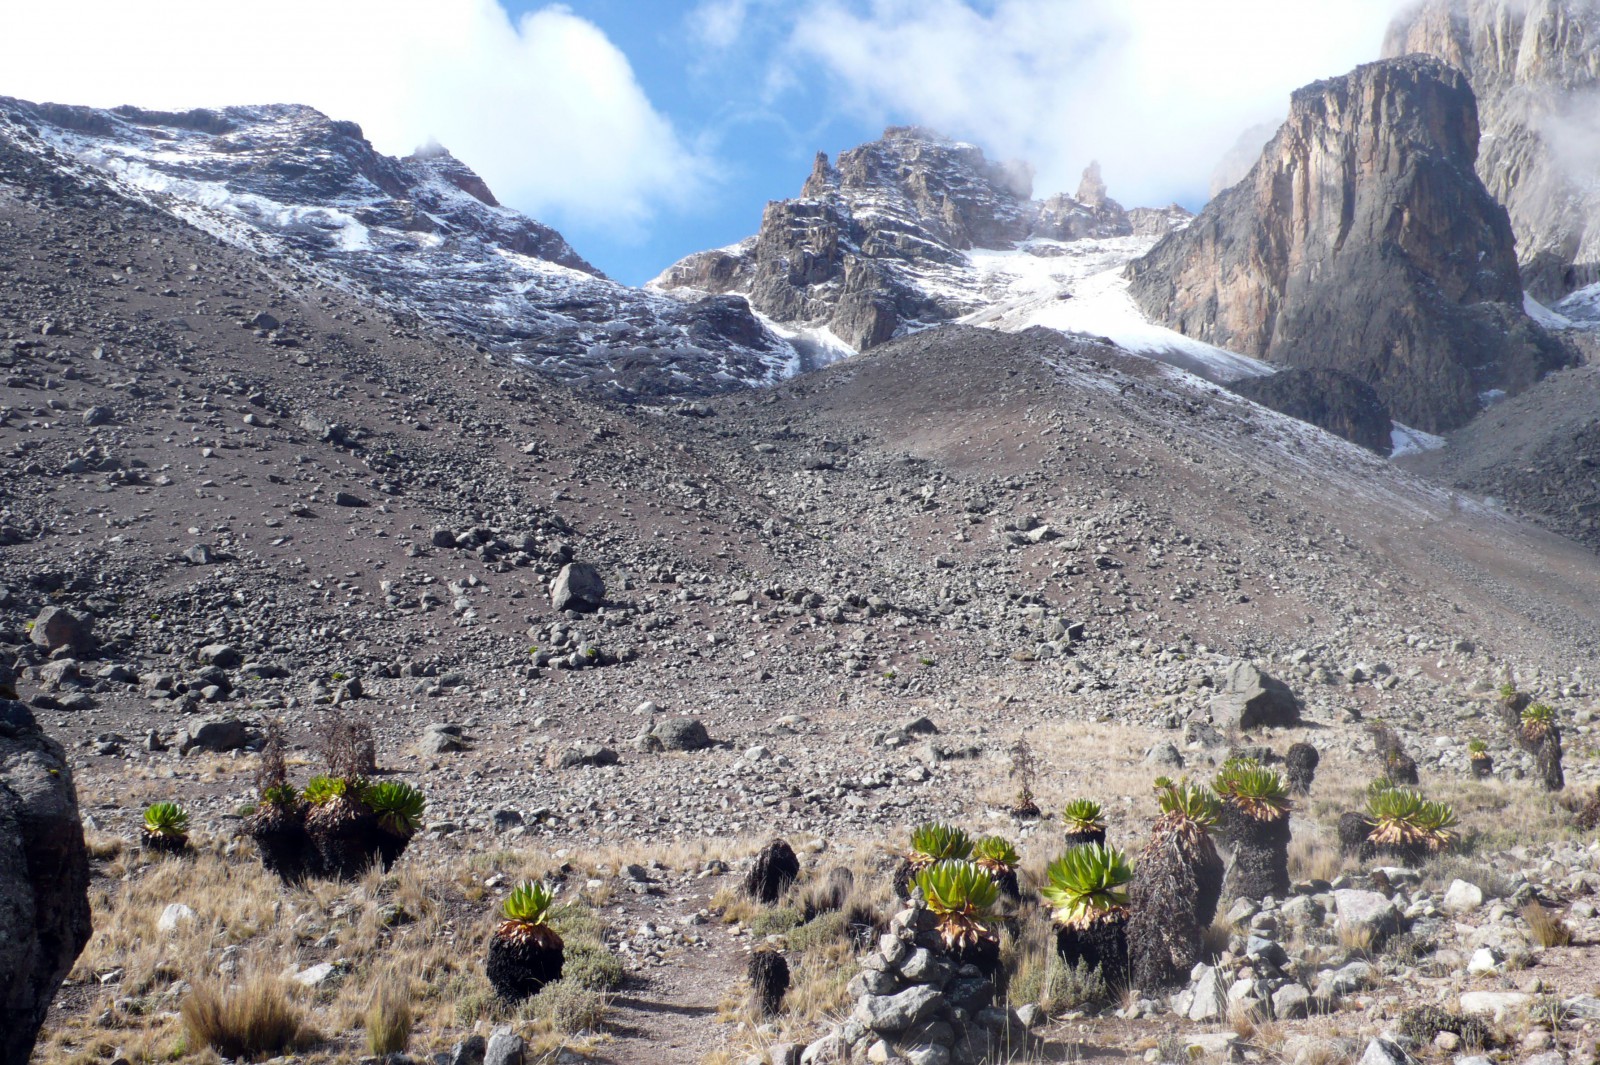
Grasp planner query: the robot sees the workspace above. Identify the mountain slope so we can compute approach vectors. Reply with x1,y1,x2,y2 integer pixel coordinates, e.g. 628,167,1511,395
0,97,798,396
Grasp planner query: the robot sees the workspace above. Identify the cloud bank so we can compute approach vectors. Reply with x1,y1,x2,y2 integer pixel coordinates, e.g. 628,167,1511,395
1,0,703,233
786,0,1411,207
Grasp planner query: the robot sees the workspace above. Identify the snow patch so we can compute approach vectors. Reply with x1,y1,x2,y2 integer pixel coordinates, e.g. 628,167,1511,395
1524,292,1574,330
1390,423,1446,457
959,237,1273,385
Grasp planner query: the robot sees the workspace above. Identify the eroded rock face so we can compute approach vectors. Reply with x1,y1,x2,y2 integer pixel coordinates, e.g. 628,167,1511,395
1128,55,1572,434
1384,0,1600,302
1,700,92,1065
1230,369,1394,455
654,127,1186,353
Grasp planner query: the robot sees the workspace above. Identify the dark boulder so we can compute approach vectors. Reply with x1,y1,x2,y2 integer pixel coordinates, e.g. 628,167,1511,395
1,700,92,1065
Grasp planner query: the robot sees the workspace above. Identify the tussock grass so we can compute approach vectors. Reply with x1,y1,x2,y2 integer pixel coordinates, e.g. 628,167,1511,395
181,975,317,1060
1522,901,1573,948
363,973,412,1055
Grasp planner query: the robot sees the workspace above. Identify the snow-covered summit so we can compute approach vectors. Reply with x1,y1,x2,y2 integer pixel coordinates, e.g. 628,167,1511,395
651,126,1222,379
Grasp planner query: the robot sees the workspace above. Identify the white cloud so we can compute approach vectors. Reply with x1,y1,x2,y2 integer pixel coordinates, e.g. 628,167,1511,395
688,0,751,50
785,0,1411,207
0,0,704,233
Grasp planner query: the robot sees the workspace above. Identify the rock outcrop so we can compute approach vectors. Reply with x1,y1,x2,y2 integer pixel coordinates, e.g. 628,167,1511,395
1127,55,1572,434
654,128,1188,353
1230,369,1394,455
1384,0,1600,303
1,700,92,1065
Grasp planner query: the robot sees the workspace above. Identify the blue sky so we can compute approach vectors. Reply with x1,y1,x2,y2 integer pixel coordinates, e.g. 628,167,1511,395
5,1,1408,285
512,0,881,283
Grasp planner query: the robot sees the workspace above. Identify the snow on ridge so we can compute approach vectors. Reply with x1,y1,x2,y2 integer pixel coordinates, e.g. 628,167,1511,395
2,100,801,394
953,236,1274,386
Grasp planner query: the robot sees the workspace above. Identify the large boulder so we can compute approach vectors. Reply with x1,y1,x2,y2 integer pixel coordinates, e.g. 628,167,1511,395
549,563,605,613
1208,663,1301,730
1,700,92,1065
176,717,257,754
640,716,714,752
29,606,91,655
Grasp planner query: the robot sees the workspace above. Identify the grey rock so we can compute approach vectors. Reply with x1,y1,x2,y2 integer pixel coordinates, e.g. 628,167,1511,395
550,563,605,612
1316,960,1377,999
554,744,619,769
81,405,111,426
852,984,943,1033
483,1030,524,1065
178,717,256,754
1272,983,1311,1020
1443,879,1484,914
1187,965,1228,1022
421,725,466,754
0,700,92,1065
29,606,90,654
647,716,713,752
1458,990,1530,1019
1144,742,1184,768
198,643,241,668
449,1035,487,1065
1356,1039,1408,1065
1333,889,1403,945
333,491,368,508
182,543,217,565
1208,662,1301,729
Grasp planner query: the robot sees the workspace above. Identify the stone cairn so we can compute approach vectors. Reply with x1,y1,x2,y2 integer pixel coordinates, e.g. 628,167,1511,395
801,896,1035,1065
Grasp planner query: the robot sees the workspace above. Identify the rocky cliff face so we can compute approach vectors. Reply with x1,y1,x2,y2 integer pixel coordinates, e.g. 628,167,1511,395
1127,55,1572,434
1230,369,1394,455
653,128,1188,353
1,701,91,1065
0,98,799,396
1384,0,1600,303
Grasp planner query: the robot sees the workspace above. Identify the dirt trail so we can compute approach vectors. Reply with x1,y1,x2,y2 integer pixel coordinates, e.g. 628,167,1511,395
594,877,749,1064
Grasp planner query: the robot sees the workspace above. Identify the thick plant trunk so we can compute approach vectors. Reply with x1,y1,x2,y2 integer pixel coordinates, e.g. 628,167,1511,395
1539,731,1565,793
1063,827,1106,850
375,830,411,871
248,805,316,882
1337,812,1372,857
748,951,789,1017
1055,913,1129,991
1285,742,1319,796
1224,814,1290,900
744,839,800,903
1128,828,1223,990
141,832,189,855
486,936,564,1000
306,798,382,880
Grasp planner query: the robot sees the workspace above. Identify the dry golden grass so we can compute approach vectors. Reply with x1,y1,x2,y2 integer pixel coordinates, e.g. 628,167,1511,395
181,974,318,1060
1288,829,1351,883
1522,901,1574,948
363,972,413,1055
